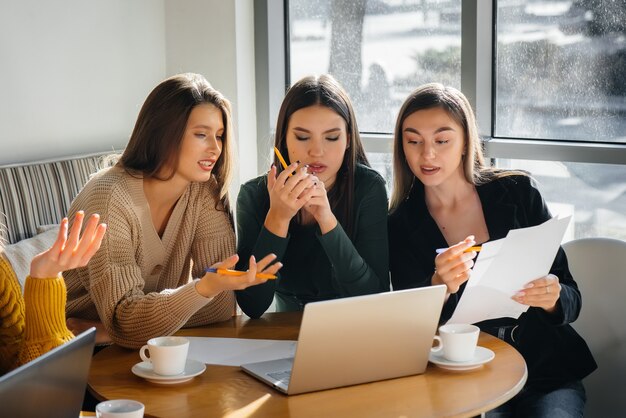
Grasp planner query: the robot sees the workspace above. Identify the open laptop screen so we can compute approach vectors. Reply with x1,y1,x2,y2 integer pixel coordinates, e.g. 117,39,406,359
0,327,96,418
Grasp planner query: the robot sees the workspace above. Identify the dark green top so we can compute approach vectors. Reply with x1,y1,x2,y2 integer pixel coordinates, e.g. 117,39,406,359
235,164,390,318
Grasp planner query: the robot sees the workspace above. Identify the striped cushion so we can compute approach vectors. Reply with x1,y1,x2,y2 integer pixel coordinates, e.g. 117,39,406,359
0,153,116,244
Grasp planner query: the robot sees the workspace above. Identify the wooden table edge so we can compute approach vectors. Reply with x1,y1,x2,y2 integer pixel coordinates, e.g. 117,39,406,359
87,314,528,418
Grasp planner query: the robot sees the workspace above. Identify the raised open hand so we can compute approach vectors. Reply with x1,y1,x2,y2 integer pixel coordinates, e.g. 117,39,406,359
30,211,107,279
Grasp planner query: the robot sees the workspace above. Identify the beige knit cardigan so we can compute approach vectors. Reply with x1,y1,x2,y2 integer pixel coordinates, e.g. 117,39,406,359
65,167,236,348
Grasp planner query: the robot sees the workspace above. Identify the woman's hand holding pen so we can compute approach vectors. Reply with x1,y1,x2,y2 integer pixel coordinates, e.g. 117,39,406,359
512,274,561,313
196,254,283,297
265,162,318,237
431,236,478,294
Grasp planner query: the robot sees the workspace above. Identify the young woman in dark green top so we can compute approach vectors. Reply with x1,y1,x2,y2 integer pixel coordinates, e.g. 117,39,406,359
236,75,389,318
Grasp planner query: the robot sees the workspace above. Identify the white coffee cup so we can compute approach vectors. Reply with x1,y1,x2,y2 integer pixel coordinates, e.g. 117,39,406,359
431,324,480,362
96,399,144,418
140,336,189,376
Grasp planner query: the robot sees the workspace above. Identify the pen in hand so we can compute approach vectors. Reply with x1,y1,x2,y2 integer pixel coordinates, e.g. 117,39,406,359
435,246,482,255
205,267,277,280
273,146,293,176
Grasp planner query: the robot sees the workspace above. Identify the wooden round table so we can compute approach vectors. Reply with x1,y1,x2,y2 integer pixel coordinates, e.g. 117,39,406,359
88,313,527,418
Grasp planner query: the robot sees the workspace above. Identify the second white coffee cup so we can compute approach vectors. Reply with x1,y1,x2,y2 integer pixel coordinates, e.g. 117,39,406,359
96,399,144,418
140,336,189,376
431,324,479,362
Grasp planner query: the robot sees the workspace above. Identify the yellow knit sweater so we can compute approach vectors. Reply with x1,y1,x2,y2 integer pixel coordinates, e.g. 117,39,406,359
0,256,74,375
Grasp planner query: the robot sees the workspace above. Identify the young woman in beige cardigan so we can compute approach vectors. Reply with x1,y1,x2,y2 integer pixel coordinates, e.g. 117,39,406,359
64,73,281,348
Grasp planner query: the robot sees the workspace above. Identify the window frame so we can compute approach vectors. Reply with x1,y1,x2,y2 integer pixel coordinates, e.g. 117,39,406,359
255,0,626,166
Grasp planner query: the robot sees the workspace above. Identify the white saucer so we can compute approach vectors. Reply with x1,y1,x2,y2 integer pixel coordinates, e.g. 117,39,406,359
131,358,206,384
429,346,495,371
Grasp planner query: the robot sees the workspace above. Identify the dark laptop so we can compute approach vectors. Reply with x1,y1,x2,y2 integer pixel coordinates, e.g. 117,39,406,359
0,327,96,418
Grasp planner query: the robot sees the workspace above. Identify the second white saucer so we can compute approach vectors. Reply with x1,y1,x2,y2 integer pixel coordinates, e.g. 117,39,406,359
429,346,495,371
132,358,206,384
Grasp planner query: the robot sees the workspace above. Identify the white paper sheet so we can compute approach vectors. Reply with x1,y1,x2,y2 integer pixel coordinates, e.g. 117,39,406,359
186,337,297,366
447,215,571,324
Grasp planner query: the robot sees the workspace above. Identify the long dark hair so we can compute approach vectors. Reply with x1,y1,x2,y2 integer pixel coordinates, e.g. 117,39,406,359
119,73,234,204
274,74,369,237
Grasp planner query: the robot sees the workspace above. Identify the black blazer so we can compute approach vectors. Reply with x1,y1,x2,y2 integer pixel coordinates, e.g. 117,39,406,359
389,174,596,389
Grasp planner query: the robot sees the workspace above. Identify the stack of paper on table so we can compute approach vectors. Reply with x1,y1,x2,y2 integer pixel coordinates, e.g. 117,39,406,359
187,337,297,366
447,215,571,325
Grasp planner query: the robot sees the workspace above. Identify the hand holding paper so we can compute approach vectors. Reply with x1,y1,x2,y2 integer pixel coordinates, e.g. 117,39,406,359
447,215,571,325
512,273,561,313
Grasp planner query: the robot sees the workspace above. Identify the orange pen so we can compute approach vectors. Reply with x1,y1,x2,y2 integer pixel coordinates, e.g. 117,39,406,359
273,146,293,176
205,267,276,280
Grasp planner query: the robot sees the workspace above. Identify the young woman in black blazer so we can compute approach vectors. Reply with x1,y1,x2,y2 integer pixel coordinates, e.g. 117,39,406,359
389,83,596,417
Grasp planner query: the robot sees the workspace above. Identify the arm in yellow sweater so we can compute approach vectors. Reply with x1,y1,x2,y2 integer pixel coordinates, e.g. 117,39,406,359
17,275,74,366
0,256,73,373
1,212,106,373
0,256,25,374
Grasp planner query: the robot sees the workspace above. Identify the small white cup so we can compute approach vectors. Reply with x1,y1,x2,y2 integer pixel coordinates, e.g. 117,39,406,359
96,399,144,418
140,336,189,376
431,324,480,362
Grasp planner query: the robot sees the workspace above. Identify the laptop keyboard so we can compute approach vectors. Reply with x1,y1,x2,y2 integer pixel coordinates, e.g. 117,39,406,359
267,370,291,385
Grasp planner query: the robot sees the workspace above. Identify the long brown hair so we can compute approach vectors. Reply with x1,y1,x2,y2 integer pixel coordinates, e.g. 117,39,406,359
119,73,234,204
390,83,524,211
274,74,369,237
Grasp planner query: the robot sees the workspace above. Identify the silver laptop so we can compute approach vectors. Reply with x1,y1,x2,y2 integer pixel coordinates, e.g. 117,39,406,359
241,285,446,395
0,327,96,418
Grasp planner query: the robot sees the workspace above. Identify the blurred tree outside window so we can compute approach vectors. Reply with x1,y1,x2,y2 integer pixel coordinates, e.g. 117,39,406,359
288,0,462,134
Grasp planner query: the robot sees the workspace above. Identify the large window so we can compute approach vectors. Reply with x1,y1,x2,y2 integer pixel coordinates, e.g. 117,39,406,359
288,0,461,134
495,0,626,142
261,0,626,240
496,159,626,240
492,0,626,240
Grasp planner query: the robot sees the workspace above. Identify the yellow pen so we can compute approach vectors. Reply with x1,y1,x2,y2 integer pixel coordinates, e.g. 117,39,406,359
273,146,293,176
205,267,277,280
